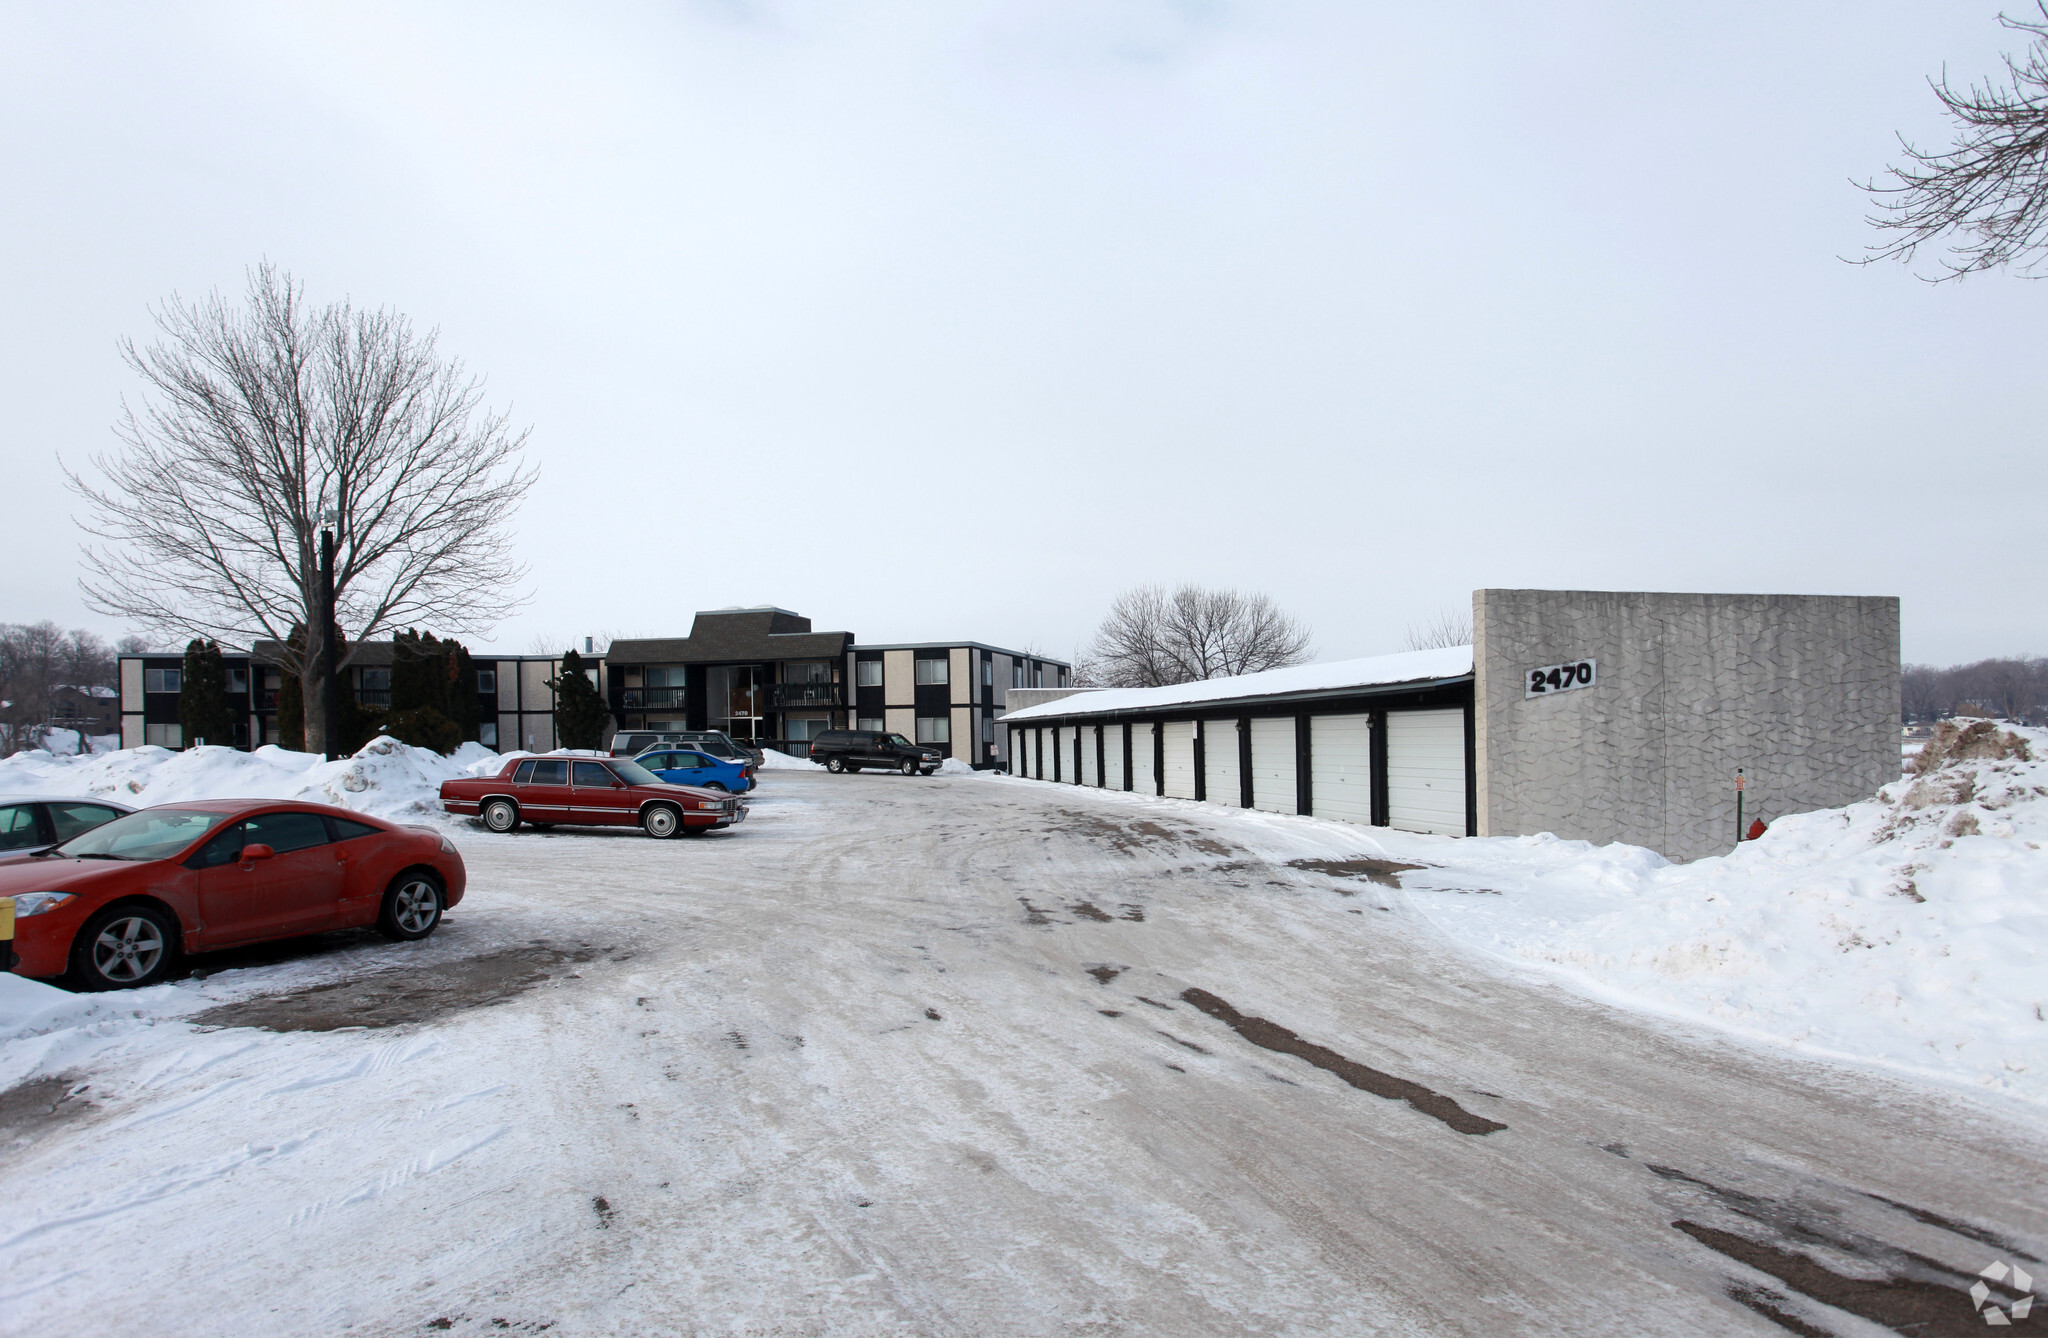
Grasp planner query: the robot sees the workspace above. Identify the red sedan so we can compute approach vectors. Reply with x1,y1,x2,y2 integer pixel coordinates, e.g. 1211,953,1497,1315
439,755,746,838
0,799,467,991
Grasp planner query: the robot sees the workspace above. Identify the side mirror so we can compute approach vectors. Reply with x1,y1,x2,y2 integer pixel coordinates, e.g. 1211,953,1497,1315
242,843,276,861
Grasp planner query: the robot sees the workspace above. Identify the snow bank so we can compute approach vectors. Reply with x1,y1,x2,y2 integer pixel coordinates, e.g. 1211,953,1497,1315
0,738,505,823
756,748,823,771
1417,719,2048,1102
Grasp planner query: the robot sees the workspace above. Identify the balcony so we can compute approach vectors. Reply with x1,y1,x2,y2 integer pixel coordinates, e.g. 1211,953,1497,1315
770,682,842,709
621,686,687,710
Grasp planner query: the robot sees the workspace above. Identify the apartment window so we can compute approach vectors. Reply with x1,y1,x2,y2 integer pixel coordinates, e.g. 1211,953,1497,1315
1058,668,1069,687
144,668,181,694
981,717,993,742
478,722,499,748
476,669,497,695
915,657,948,686
226,667,249,693
1033,666,1044,688
982,658,993,687
856,660,883,687
645,666,685,688
916,716,950,744
858,716,885,732
787,661,832,684
359,668,391,705
1012,663,1024,688
144,722,183,748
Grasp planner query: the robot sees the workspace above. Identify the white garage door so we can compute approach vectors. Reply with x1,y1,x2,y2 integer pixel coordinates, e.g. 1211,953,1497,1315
1387,708,1467,836
1081,725,1099,787
1103,723,1125,791
1204,719,1242,806
1162,721,1197,799
1250,717,1297,814
1130,722,1157,795
1310,713,1374,826
1033,728,1048,779
1053,727,1071,782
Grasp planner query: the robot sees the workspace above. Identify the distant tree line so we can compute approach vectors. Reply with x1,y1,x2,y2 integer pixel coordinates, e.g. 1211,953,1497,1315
1902,656,2048,723
0,622,148,754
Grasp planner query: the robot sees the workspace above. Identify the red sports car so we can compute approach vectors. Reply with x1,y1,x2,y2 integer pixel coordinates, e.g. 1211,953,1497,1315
0,799,467,991
438,755,746,838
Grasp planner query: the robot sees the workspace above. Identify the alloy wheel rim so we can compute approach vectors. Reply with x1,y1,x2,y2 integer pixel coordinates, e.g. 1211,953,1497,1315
94,916,165,982
393,880,439,933
649,809,676,835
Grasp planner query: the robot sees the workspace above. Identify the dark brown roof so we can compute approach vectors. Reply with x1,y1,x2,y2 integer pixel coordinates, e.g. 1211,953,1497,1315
608,609,850,665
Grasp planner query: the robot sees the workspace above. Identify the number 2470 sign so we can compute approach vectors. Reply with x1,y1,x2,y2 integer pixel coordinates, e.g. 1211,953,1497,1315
1526,659,1596,698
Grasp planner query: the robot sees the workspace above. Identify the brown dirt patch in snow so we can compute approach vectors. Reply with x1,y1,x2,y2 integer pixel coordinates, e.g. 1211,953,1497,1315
0,1073,94,1148
1643,1162,2038,1335
1911,719,2031,774
1287,857,1428,889
1047,809,1237,858
188,944,600,1032
1675,1221,1993,1336
1180,988,1505,1136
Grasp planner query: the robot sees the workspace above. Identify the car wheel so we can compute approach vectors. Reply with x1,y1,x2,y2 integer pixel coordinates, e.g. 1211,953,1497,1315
900,758,918,775
642,804,682,839
825,757,845,773
377,872,444,941
70,903,176,991
481,799,520,833
704,782,728,792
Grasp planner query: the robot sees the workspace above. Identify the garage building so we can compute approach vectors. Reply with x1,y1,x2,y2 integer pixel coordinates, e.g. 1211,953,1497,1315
1002,588,1899,863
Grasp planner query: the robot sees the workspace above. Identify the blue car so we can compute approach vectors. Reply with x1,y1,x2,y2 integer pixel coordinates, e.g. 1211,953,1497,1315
635,747,755,794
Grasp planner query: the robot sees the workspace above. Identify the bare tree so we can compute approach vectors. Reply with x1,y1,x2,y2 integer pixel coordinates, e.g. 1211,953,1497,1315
1080,585,1311,688
1858,5,2048,279
1404,607,1472,651
70,266,536,754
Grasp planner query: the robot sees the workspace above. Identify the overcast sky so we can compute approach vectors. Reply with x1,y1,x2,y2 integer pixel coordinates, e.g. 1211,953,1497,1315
2,2,2038,666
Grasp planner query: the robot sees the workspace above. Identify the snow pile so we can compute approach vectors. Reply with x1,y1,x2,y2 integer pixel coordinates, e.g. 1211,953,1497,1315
1417,719,2048,1103
756,748,823,771
0,737,503,823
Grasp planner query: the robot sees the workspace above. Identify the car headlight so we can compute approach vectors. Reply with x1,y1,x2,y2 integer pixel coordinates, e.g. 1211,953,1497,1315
9,892,76,918
439,835,457,854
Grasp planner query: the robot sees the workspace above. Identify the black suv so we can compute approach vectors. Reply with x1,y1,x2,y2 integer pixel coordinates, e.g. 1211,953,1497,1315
809,730,943,776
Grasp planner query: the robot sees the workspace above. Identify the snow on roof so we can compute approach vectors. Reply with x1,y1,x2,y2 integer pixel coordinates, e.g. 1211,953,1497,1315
1002,646,1474,722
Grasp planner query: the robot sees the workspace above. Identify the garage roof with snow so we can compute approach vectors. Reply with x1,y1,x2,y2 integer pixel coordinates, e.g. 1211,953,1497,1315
1001,646,1474,722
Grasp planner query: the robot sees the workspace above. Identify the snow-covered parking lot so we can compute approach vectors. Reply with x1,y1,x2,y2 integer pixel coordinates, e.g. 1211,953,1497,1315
3,762,2046,1335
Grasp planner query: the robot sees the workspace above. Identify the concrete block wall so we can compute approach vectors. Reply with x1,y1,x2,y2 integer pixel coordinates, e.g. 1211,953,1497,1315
1473,589,1899,863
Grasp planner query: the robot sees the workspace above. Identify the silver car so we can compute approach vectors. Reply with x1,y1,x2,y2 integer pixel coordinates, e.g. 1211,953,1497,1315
0,794,137,862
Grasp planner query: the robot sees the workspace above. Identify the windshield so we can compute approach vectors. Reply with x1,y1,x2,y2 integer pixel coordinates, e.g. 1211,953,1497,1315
56,808,230,861
609,759,662,786
883,734,913,747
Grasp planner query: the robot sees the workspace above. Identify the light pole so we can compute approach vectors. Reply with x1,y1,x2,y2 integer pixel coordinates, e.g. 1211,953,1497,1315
320,508,341,760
